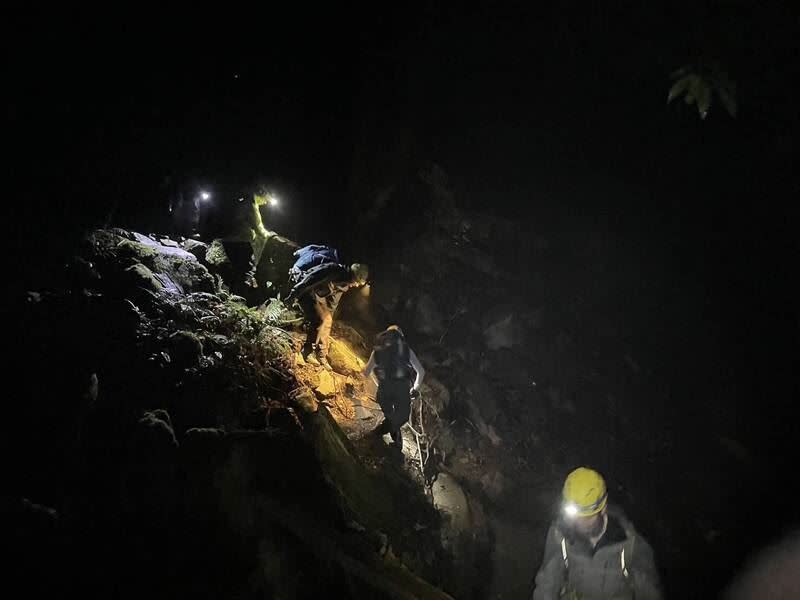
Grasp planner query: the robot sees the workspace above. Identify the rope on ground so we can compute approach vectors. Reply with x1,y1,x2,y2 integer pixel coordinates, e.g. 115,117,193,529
407,392,434,499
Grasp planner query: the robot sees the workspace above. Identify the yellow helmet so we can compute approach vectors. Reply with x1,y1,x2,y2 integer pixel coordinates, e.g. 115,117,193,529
562,467,608,518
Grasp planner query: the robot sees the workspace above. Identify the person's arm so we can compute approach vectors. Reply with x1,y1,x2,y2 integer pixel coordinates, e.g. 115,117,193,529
532,524,567,600
628,534,664,600
408,348,425,392
362,351,376,380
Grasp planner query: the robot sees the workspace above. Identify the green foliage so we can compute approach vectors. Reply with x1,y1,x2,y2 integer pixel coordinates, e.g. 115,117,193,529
136,291,296,407
205,239,231,266
259,297,302,328
668,62,737,119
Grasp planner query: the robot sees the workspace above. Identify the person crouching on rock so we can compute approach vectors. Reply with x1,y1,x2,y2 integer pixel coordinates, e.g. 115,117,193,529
285,262,369,370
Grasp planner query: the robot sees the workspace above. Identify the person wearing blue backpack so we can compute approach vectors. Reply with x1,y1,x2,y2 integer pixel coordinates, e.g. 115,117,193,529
285,257,369,369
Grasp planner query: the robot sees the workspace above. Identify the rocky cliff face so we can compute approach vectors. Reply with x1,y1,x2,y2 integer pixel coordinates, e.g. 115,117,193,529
6,228,484,599
338,195,771,598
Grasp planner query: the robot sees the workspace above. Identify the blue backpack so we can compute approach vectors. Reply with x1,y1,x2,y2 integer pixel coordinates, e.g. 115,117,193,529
287,262,351,302
291,245,341,281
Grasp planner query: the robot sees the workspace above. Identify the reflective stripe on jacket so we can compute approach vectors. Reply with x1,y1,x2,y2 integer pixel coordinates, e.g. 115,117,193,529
532,506,663,600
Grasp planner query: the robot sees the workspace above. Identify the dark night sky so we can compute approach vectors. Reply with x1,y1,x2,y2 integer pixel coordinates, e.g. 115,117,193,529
6,3,800,591
8,5,798,234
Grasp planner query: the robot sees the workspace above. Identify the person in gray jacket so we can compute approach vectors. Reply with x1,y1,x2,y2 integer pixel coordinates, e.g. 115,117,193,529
532,467,663,600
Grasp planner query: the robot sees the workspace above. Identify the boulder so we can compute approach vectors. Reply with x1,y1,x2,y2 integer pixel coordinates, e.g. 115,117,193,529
167,330,204,368
328,338,368,376
413,293,445,337
479,470,507,503
483,313,516,350
432,473,471,534
315,370,338,399
86,230,217,296
181,238,210,262
481,305,530,350
421,375,451,415
124,263,163,292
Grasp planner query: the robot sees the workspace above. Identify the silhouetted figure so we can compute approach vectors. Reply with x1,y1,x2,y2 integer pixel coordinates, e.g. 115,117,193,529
159,173,208,239
200,186,272,292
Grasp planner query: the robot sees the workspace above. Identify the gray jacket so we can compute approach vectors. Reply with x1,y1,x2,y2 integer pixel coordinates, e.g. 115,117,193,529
532,506,663,600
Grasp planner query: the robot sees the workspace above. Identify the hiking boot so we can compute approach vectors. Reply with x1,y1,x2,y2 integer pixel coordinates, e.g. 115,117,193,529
316,354,333,371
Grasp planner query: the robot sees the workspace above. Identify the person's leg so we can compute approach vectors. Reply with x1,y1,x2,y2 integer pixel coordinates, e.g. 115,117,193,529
392,387,412,431
305,297,333,369
384,379,412,450
391,396,411,451
390,428,404,451
223,241,256,294
373,419,390,436
251,229,268,267
373,383,391,435
299,296,321,358
315,310,334,367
